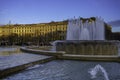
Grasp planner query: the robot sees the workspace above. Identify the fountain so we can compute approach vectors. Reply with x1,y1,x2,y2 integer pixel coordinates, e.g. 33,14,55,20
89,64,109,80
53,17,120,55
17,17,120,80
66,17,104,40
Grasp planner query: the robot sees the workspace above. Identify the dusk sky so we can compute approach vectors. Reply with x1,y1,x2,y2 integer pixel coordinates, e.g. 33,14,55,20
0,0,120,24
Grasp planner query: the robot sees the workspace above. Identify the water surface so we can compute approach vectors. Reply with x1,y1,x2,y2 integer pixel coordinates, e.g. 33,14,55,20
4,60,120,80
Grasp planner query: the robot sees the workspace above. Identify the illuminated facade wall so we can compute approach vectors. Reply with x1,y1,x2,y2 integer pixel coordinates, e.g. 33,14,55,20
0,21,68,41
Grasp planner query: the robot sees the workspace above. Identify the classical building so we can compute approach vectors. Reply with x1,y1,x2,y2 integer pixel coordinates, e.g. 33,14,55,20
0,21,68,45
0,18,119,46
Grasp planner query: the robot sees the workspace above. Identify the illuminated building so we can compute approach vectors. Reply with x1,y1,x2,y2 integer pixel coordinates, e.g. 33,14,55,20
0,21,68,45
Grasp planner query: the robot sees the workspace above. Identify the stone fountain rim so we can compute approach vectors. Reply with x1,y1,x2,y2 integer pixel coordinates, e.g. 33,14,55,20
20,46,120,62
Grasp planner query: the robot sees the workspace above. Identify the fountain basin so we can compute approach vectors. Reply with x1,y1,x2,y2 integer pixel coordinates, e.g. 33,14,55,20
20,45,120,62
55,40,120,56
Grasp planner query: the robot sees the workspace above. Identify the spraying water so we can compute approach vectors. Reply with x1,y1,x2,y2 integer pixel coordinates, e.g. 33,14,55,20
88,64,109,80
66,17,105,40
50,40,64,51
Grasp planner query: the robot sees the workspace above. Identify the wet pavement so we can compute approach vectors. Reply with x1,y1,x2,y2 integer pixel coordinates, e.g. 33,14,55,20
0,47,52,72
3,60,120,80
0,53,52,70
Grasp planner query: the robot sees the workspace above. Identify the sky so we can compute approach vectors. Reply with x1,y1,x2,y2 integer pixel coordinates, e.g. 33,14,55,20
0,0,120,25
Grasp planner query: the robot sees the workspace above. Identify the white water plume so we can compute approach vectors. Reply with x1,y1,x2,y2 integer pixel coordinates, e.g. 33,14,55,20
88,64,109,80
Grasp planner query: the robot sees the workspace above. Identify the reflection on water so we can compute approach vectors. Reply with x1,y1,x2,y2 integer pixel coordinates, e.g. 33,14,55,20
4,60,120,80
0,46,21,56
0,46,50,71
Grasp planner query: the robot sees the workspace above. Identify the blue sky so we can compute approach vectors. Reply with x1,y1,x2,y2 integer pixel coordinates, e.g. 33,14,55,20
0,0,120,24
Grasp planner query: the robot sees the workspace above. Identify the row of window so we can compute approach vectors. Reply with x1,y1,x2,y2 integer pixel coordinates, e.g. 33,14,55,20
12,28,67,33
13,25,67,30
13,27,67,31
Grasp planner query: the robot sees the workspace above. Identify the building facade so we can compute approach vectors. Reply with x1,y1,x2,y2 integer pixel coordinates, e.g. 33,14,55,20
0,18,119,46
0,21,68,45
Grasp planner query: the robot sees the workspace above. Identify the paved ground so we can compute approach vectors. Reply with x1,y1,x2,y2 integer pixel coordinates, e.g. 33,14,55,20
0,52,52,70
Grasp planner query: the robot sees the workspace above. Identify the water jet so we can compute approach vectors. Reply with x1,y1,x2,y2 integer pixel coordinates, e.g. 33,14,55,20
53,17,120,56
